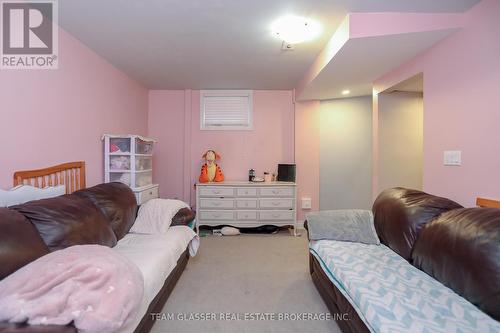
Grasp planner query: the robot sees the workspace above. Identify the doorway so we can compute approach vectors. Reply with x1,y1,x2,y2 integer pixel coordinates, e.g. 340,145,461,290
378,73,424,192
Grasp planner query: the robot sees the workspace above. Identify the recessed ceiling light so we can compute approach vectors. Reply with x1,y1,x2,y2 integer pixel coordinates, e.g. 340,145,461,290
271,15,322,44
342,90,350,95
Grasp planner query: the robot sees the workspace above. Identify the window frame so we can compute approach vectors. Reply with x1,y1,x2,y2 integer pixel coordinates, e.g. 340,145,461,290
200,90,254,131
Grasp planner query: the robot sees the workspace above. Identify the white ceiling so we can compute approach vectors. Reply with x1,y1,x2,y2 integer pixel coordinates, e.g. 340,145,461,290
297,30,454,100
58,0,480,90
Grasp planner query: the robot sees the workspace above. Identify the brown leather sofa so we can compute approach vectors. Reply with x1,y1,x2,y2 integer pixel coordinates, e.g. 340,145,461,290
307,187,500,333
0,182,195,333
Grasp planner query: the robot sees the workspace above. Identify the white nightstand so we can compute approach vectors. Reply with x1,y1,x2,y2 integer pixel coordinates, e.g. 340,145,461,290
133,184,159,205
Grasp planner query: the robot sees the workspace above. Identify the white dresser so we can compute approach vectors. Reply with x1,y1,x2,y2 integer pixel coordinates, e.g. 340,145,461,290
195,181,297,234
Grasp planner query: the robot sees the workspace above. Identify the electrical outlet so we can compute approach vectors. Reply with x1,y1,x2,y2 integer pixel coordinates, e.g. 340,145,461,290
301,197,312,209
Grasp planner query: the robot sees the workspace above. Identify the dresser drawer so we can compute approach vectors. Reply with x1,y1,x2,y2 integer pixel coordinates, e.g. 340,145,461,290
259,198,294,209
198,187,234,197
259,210,294,221
200,198,234,209
236,188,257,197
236,211,258,220
259,187,294,197
236,199,258,209
199,211,234,220
135,185,159,205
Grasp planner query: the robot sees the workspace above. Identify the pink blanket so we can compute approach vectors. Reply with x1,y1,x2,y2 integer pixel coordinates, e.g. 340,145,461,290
0,245,144,333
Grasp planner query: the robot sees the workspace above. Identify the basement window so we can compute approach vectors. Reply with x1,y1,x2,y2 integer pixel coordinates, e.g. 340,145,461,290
200,90,253,130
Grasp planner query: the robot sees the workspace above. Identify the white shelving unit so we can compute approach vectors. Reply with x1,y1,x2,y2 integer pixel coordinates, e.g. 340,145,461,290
103,134,159,204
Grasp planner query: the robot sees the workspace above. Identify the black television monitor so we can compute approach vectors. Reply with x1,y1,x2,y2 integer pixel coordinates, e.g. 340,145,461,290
277,164,296,182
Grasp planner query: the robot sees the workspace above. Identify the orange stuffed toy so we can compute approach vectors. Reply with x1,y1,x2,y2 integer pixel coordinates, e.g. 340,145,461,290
199,150,225,183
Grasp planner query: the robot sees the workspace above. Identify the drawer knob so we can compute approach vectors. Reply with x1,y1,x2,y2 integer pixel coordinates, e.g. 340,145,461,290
213,202,221,206
245,202,249,207
272,190,280,194
149,191,153,195
214,214,221,218
272,214,280,218
213,190,221,194
272,202,280,206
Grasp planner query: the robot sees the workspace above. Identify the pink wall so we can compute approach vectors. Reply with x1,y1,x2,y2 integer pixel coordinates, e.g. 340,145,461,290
0,28,148,189
147,90,295,205
148,90,186,200
189,90,295,203
374,0,500,206
295,100,321,221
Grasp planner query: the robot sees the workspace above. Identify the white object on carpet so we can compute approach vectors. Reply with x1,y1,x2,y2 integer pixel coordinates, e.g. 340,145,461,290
221,226,240,236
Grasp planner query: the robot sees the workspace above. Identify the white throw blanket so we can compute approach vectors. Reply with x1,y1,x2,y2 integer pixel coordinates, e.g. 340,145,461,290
187,230,200,256
0,245,144,333
306,210,380,245
130,199,190,234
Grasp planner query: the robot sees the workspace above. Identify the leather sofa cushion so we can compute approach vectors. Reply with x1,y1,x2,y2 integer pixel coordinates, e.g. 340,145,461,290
74,182,137,240
0,208,50,279
11,195,117,251
171,207,195,227
372,187,462,261
412,208,500,320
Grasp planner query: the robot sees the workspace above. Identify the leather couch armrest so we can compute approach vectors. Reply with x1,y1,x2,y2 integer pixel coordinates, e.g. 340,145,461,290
304,220,310,241
171,208,195,227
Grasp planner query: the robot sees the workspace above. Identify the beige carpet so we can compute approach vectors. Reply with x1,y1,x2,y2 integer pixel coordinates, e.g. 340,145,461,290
151,231,341,333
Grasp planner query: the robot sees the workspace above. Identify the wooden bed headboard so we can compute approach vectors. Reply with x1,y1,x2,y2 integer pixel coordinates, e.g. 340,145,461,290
476,197,500,208
13,161,86,194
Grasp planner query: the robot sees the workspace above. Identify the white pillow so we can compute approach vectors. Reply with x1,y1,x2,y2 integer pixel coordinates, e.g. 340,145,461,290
131,198,190,234
0,185,66,207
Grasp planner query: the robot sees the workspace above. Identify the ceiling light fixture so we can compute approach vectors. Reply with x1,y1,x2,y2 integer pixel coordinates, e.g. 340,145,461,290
342,90,351,95
271,15,322,44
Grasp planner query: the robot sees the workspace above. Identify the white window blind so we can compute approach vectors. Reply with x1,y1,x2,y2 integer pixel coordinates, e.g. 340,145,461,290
200,90,253,130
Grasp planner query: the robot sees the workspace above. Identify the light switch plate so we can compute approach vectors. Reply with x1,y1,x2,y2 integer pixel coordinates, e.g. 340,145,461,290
444,151,462,166
301,197,312,209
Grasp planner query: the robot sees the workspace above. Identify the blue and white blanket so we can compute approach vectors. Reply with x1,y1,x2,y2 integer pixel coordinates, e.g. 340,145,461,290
310,240,500,333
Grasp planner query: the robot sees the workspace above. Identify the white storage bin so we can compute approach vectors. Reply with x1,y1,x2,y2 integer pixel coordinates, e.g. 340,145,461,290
104,135,159,205
109,138,130,153
109,155,131,170
135,156,152,171
135,171,152,188
136,138,154,155
110,172,131,186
